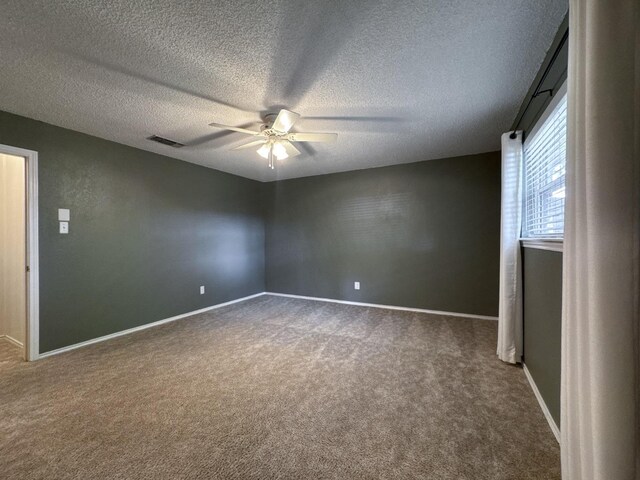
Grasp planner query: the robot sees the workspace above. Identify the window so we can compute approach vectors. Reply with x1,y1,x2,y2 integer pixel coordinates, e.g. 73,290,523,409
522,91,567,239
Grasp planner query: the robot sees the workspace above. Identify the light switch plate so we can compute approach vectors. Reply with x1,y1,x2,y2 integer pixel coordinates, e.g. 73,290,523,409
59,222,69,234
58,209,70,221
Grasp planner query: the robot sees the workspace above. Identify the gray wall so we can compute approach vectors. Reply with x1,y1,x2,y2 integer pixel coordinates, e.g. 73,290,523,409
0,110,265,353
511,14,568,140
523,248,562,425
518,13,568,427
265,152,501,316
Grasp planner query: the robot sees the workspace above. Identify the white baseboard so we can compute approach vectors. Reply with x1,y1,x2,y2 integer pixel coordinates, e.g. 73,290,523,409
523,363,560,443
38,292,267,360
265,292,498,321
36,291,496,360
0,335,24,349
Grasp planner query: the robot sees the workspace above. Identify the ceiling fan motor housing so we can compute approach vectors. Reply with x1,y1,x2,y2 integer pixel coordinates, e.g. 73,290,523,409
263,113,279,129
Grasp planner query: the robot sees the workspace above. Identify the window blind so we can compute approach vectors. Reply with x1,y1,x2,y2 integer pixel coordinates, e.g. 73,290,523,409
522,94,567,238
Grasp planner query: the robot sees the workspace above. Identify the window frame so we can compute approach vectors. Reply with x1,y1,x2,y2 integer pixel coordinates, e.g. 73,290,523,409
520,80,567,252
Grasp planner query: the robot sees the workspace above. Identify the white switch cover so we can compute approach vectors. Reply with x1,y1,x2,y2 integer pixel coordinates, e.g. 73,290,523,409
354,281,360,290
59,222,69,234
200,286,205,295
58,209,70,221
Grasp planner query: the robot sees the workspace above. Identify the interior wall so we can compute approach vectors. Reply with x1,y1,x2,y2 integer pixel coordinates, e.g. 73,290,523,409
511,14,569,138
0,110,265,354
0,153,26,345
522,247,562,425
264,152,501,317
517,13,568,427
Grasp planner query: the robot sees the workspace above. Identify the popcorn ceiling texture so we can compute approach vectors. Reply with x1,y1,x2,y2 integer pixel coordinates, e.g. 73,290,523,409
0,0,567,181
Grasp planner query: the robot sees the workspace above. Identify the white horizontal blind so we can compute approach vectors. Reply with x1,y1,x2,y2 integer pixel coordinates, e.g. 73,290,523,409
522,94,567,238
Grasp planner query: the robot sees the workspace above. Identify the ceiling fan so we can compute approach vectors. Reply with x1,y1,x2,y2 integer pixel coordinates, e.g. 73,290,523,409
209,109,338,169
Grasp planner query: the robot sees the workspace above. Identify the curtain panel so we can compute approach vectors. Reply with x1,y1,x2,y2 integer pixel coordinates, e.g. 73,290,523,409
561,0,639,478
497,131,523,364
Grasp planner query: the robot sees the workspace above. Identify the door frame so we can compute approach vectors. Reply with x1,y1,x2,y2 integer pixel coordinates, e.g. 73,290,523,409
0,143,39,361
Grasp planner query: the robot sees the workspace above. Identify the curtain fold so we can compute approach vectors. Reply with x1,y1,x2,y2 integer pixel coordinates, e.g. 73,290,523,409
562,0,639,478
497,131,523,364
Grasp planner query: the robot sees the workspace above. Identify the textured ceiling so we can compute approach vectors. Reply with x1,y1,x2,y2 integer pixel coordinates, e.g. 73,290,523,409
0,0,567,181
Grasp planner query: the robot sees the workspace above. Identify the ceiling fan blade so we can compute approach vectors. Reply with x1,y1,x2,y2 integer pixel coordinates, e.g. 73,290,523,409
281,140,301,158
271,109,300,133
286,132,338,143
231,139,267,150
209,122,260,135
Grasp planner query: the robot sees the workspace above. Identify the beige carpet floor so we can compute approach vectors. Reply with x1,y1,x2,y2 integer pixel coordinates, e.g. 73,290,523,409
0,295,560,479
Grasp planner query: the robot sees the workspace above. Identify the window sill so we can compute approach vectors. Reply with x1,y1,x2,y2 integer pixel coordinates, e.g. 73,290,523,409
520,238,563,253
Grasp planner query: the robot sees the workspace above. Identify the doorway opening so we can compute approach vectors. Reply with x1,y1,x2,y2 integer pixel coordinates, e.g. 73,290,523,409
0,144,38,362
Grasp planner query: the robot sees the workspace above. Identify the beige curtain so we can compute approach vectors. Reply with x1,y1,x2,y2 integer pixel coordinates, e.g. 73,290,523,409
562,1,639,478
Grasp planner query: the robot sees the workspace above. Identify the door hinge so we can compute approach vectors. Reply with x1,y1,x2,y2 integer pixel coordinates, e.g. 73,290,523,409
26,266,30,272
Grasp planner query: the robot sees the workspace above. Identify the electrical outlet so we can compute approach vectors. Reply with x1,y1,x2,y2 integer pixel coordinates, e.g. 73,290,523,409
200,286,205,295
354,281,360,290
59,222,69,234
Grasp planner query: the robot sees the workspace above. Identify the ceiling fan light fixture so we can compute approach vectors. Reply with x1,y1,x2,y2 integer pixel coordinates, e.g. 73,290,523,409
256,142,271,159
272,141,288,160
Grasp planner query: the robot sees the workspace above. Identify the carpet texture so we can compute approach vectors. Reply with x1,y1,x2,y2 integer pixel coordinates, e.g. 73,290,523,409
0,295,560,479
